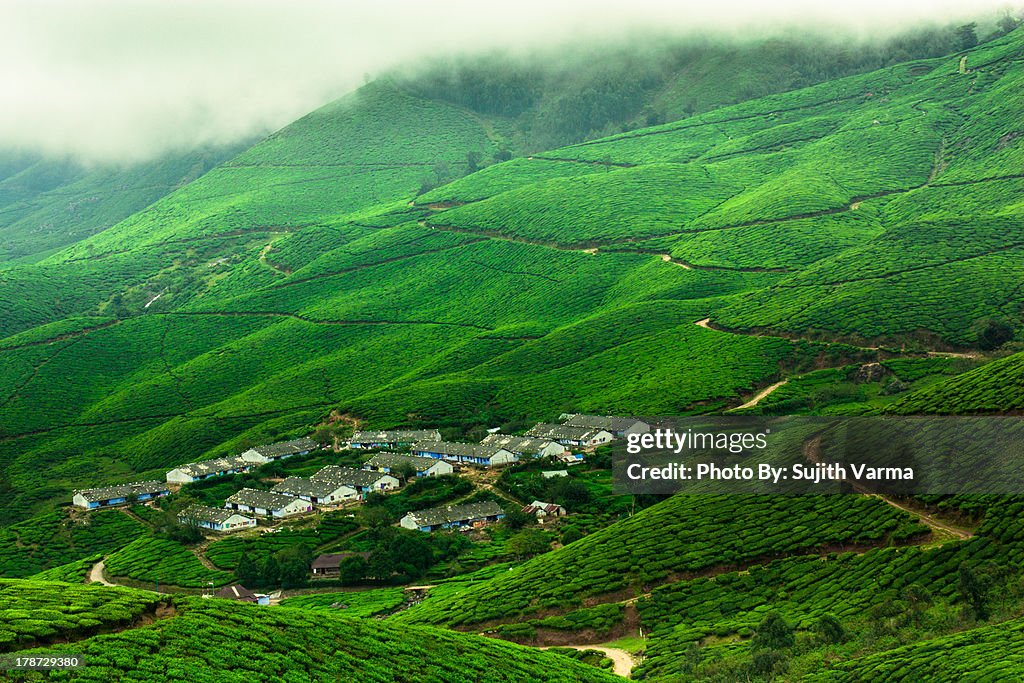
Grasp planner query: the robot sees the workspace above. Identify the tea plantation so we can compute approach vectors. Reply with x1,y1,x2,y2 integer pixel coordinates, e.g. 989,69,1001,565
0,580,619,682
2,29,1024,525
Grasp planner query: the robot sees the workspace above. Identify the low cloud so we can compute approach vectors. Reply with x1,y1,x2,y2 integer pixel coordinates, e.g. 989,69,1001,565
1,0,1018,164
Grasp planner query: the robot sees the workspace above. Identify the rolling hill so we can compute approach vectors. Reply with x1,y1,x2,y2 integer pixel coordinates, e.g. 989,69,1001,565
0,26,1022,532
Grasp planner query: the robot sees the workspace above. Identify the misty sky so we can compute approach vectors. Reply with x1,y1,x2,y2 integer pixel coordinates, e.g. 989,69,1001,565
1,0,1019,164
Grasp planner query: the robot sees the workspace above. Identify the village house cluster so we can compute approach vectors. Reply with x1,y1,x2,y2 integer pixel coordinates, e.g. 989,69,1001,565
70,415,650,536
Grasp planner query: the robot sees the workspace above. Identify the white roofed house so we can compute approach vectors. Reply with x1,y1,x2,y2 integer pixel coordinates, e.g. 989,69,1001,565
272,476,358,506
349,429,442,449
411,440,517,467
525,423,614,449
224,488,312,518
178,505,256,532
480,434,566,459
240,437,318,464
311,465,399,498
400,501,505,532
560,413,651,437
364,452,454,478
166,455,252,484
72,481,170,510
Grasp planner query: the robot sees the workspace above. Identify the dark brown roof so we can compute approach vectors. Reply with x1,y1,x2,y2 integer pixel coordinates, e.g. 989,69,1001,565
216,584,257,602
310,552,371,570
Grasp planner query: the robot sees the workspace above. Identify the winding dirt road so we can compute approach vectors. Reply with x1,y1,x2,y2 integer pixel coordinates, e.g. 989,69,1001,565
88,560,115,586
730,380,788,411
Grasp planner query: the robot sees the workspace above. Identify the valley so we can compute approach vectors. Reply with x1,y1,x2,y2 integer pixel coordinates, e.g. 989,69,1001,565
1,16,1024,682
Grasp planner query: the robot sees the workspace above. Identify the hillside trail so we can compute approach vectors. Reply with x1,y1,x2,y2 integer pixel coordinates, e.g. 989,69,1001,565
539,645,635,678
661,254,692,269
728,380,788,411
802,435,974,541
88,560,116,587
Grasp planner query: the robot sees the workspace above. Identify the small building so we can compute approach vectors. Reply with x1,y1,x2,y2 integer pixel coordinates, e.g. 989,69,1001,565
216,584,259,603
525,423,614,449
224,488,312,518
310,552,371,578
364,452,454,478
240,437,318,464
480,434,566,459
400,501,505,532
312,465,399,497
560,414,651,437
542,470,569,479
72,481,170,510
522,500,567,520
349,429,442,449
166,455,252,484
273,476,358,506
178,505,256,532
411,440,517,467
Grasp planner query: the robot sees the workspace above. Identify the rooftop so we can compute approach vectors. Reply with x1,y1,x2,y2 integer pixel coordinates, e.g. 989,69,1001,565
351,429,441,443
313,465,393,489
248,437,318,458
525,423,609,441
365,452,440,471
226,488,303,511
74,480,168,503
404,501,504,527
179,504,246,525
412,440,507,460
168,455,250,478
561,413,648,432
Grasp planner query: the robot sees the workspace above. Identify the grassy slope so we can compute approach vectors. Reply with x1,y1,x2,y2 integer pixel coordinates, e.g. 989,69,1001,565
0,30,1023,526
1,579,617,683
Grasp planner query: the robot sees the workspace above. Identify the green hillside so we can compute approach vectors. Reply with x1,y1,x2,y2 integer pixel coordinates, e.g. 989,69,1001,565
887,350,1024,413
0,579,617,682
0,145,246,263
1,27,1023,530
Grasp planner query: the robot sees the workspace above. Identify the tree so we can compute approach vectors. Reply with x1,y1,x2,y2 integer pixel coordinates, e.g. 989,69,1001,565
750,611,794,678
236,554,260,586
502,507,534,531
393,462,418,485
997,12,1022,36
560,526,583,546
973,317,1014,350
752,611,795,651
955,23,979,51
903,583,933,626
278,555,309,589
959,562,991,621
506,529,550,560
339,556,368,585
465,150,481,174
261,555,281,587
813,613,846,644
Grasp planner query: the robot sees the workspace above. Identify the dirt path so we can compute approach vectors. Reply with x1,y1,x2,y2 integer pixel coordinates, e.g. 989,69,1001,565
866,493,973,540
661,254,692,269
540,645,635,678
729,380,788,411
88,560,115,586
803,435,974,541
